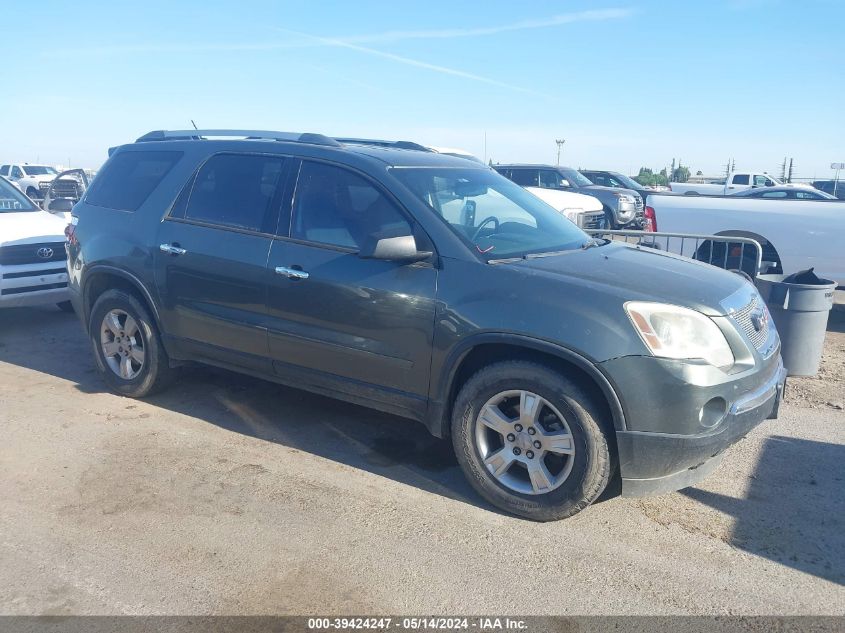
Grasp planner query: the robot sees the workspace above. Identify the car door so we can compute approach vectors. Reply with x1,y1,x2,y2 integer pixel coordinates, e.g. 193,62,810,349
154,152,289,371
265,159,437,416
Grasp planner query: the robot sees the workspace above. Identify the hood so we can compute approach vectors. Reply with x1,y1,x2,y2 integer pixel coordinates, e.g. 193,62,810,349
526,187,604,213
505,241,746,316
0,210,68,245
29,174,56,183
583,185,641,200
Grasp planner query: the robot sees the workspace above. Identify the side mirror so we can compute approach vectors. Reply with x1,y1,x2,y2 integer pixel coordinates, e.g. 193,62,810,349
765,181,774,187
359,232,432,263
48,198,74,212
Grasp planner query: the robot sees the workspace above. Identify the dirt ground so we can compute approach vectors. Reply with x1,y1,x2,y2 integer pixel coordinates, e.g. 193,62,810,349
0,304,843,616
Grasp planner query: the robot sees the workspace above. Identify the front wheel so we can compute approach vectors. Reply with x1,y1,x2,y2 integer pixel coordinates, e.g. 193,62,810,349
89,289,175,397
451,361,612,521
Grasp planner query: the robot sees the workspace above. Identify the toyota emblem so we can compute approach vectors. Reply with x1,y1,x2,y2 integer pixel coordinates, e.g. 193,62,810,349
37,247,54,259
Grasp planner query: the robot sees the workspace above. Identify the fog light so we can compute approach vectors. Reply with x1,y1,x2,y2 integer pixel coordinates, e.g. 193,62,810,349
699,397,727,428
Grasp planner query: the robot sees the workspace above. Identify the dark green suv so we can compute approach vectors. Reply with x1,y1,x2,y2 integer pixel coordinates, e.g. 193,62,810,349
67,130,786,521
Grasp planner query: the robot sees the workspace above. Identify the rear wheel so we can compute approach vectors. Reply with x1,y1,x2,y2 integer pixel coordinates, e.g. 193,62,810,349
26,187,39,200
89,290,175,397
451,361,611,521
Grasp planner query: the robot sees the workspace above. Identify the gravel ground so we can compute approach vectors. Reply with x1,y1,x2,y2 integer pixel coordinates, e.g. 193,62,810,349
0,305,843,616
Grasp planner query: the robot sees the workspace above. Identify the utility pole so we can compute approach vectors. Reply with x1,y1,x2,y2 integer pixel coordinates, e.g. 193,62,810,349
555,139,566,166
780,158,787,181
787,158,794,183
670,158,676,182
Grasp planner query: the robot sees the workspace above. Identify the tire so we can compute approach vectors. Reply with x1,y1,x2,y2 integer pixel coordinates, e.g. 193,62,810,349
56,300,75,313
451,360,611,521
89,289,175,398
26,187,39,200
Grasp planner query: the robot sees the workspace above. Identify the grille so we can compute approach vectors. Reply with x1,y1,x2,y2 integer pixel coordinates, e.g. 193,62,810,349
0,242,66,266
580,211,607,230
48,179,85,200
730,295,771,350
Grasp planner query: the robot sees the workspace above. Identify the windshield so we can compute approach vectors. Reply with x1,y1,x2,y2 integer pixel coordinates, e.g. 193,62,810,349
0,178,38,212
559,168,594,187
609,172,643,190
392,167,589,260
22,165,57,176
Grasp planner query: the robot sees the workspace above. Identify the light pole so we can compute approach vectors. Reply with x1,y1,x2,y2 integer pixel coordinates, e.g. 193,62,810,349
832,162,844,198
555,139,566,166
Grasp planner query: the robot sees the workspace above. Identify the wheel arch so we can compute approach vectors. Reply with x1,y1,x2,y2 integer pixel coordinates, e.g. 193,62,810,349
82,266,162,333
712,229,783,272
428,334,626,439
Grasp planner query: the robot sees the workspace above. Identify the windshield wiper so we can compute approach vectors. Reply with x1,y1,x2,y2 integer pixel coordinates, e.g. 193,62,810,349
580,238,606,250
524,249,575,260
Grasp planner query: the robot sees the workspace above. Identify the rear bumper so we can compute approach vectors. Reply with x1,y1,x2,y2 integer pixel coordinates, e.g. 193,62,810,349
608,357,786,496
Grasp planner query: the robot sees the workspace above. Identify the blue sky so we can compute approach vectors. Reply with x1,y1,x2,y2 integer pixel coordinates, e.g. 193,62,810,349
2,0,843,179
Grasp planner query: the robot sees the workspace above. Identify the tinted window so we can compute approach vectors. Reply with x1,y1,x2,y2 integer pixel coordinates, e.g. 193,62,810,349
732,174,750,185
292,161,411,249
0,166,9,176
760,191,788,198
796,190,823,199
11,166,23,178
86,151,182,211
508,169,539,187
184,153,285,232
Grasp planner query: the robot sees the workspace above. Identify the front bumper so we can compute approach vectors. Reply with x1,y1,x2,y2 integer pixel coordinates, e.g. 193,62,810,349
602,355,786,497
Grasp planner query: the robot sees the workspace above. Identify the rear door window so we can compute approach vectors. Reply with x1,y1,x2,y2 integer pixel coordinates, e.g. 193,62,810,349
85,151,182,211
509,169,539,187
732,174,750,185
182,153,286,233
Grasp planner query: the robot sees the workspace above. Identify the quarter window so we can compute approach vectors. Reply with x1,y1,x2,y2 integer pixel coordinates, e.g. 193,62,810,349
86,151,182,211
291,161,411,249
183,154,286,232
732,174,750,185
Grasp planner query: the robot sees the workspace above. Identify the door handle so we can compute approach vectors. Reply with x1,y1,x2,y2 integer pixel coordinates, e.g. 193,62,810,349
275,266,309,280
159,243,187,256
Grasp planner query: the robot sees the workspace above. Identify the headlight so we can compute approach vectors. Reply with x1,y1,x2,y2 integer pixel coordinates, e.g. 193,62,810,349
625,302,734,368
561,207,584,220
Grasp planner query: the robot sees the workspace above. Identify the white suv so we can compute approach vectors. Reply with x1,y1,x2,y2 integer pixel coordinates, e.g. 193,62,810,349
0,163,58,201
0,176,71,310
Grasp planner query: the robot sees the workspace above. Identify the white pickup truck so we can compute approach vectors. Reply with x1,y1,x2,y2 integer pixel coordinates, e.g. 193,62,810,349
669,172,809,196
644,194,845,286
0,176,71,310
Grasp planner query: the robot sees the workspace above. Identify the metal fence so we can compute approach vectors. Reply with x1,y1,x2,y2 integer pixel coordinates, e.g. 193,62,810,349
585,229,764,279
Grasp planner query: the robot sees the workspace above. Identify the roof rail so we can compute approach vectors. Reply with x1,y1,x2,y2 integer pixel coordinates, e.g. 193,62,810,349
135,130,342,147
334,137,432,152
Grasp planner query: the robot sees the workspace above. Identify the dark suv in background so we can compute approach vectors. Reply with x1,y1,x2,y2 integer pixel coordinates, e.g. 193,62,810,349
67,130,785,521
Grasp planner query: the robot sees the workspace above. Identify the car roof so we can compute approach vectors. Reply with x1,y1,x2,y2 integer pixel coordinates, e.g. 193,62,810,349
122,130,487,169
494,164,575,169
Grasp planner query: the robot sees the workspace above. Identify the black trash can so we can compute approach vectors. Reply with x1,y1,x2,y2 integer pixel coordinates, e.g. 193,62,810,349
756,272,837,376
